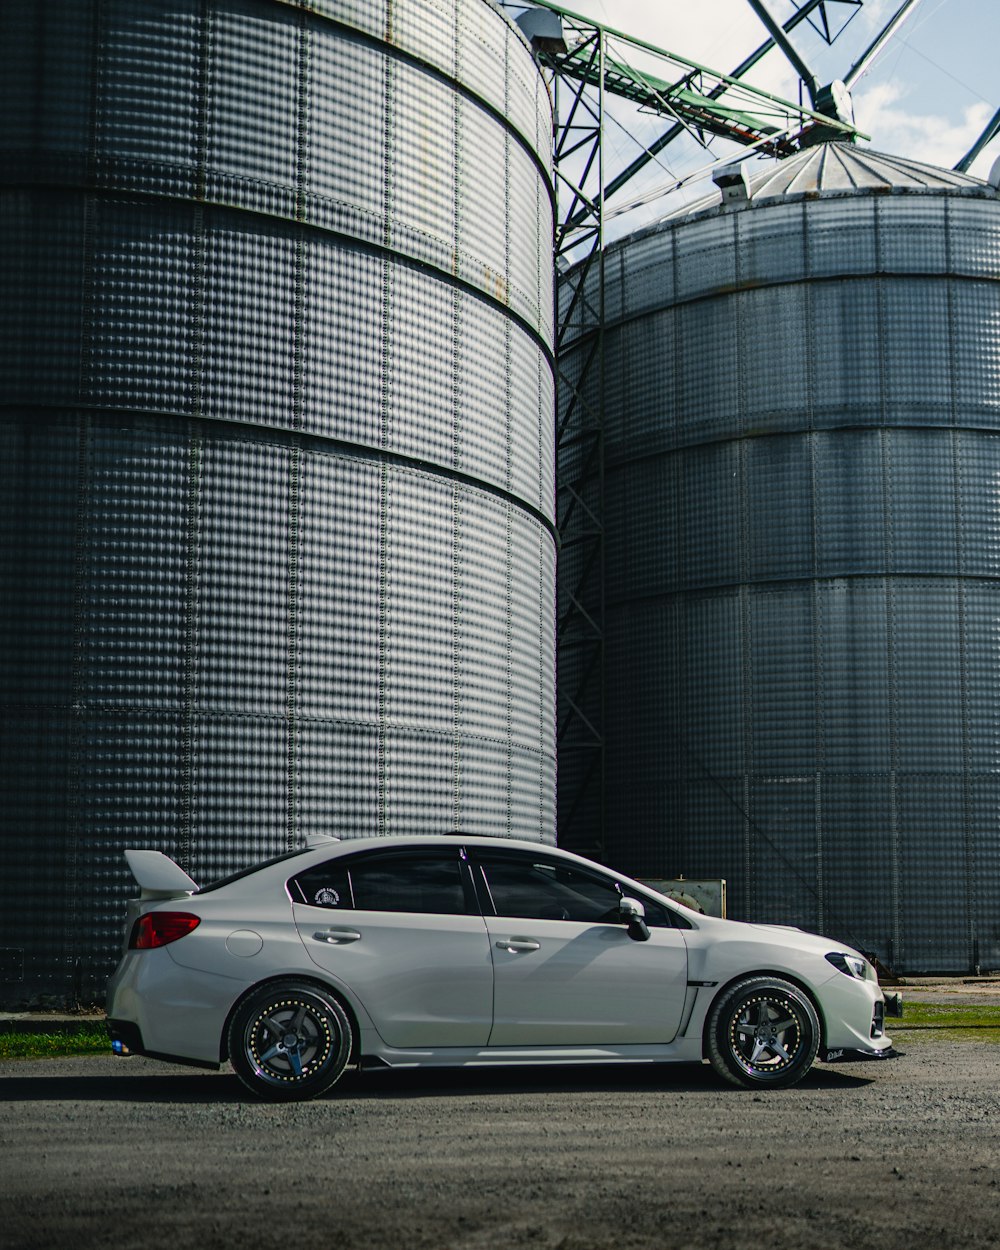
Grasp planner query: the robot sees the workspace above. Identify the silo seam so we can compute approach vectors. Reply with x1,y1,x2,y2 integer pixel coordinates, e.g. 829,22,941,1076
946,200,979,969
180,427,202,876
806,202,824,935
286,444,302,852
194,0,212,204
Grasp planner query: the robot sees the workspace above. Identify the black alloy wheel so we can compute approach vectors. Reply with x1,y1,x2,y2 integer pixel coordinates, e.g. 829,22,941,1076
706,976,820,1089
228,980,353,1102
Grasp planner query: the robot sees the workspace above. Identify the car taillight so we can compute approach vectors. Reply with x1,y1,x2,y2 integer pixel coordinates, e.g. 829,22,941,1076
129,912,201,949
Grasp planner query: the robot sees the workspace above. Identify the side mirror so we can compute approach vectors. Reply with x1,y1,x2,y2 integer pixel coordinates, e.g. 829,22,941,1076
619,896,650,942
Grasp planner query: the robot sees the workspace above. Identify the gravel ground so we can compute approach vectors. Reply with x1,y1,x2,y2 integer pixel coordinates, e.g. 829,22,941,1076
3,1042,999,1250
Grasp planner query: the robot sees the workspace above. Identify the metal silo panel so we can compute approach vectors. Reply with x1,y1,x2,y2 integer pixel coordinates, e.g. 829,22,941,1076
814,430,886,574
1,6,94,175
889,430,958,572
456,0,507,121
621,312,674,450
296,455,381,723
682,592,743,779
898,776,968,968
384,472,455,732
389,62,457,270
674,215,736,304
308,32,386,230
675,298,741,445
190,716,289,880
204,4,300,215
810,280,883,426
954,282,1000,418
1,194,87,405
0,419,80,703
735,201,806,288
509,141,549,330
393,0,456,79
458,498,512,742
383,726,456,833
93,0,203,198
458,740,510,839
821,775,894,953
746,436,814,583
883,282,952,422
816,579,891,774
457,105,508,301
387,266,457,466
680,445,740,590
878,199,948,272
457,295,510,488
509,333,546,511
741,287,810,430
296,722,381,839
805,196,878,277
894,580,964,773
195,439,293,715
302,244,385,445
202,219,299,425
85,203,203,417
948,197,1000,277
960,433,1000,577
749,587,816,775
83,426,191,707
621,227,674,320
509,513,547,743
971,778,1000,971
749,777,817,928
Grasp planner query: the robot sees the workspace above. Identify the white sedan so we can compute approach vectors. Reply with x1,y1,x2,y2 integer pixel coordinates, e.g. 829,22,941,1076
106,835,901,1100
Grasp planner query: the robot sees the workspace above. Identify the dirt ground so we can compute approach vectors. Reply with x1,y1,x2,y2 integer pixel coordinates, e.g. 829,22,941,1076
2,1037,999,1250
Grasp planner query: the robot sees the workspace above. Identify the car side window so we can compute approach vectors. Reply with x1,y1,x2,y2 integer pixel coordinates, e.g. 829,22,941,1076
290,852,470,916
289,863,354,910
476,855,623,923
474,853,677,928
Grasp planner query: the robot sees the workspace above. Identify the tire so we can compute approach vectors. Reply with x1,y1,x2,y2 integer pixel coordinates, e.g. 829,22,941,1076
228,980,354,1102
706,976,820,1090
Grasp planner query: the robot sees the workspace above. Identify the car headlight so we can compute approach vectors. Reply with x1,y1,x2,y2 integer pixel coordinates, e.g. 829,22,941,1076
826,951,870,980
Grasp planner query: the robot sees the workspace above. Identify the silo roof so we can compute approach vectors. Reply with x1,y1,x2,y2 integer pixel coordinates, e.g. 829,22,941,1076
668,141,992,219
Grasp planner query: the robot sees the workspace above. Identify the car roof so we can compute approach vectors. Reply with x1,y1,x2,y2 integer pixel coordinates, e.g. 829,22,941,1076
198,834,653,897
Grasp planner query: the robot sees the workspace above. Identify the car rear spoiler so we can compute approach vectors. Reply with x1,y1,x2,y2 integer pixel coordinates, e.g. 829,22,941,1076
124,849,198,899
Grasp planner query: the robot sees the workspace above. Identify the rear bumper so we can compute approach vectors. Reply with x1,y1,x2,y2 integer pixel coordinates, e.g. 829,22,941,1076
106,1016,221,1070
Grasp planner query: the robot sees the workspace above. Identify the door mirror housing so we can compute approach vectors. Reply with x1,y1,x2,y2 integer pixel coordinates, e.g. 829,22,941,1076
619,896,650,942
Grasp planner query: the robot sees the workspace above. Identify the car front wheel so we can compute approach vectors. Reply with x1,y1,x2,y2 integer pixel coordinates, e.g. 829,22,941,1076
228,980,354,1102
706,976,819,1089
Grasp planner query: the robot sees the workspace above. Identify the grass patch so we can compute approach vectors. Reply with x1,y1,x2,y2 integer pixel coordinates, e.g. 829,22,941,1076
0,1025,109,1061
892,1001,1000,1042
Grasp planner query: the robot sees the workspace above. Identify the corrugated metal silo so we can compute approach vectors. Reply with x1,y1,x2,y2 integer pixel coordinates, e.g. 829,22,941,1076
559,143,1000,972
0,0,556,1005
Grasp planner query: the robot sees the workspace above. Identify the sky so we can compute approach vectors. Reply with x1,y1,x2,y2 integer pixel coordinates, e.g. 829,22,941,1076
532,0,1000,236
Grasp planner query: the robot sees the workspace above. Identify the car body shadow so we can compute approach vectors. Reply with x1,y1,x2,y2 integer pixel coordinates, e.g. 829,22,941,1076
0,1058,874,1104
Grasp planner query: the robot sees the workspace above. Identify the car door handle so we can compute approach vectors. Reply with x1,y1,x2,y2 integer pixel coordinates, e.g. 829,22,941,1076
312,928,362,944
495,938,541,954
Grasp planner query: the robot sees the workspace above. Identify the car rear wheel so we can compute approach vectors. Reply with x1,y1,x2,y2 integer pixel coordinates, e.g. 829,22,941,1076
706,976,819,1089
228,981,353,1102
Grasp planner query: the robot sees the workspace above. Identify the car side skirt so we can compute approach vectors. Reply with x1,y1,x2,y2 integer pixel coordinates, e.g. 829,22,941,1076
358,1038,706,1068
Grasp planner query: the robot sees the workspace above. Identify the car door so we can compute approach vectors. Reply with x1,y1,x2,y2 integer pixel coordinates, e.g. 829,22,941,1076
471,848,689,1047
290,846,493,1048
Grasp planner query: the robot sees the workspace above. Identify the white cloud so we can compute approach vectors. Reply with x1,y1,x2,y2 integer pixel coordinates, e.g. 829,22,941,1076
853,78,994,171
